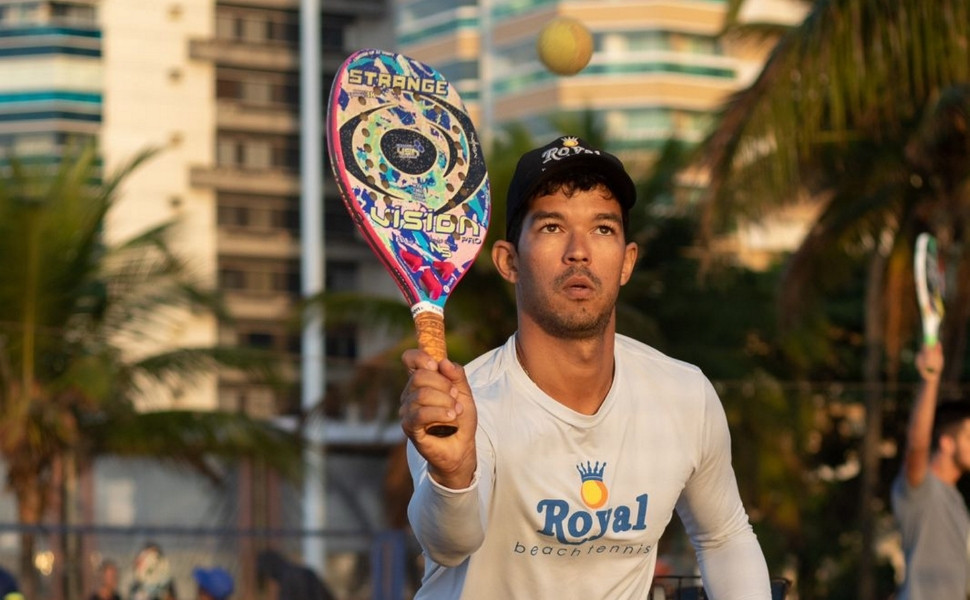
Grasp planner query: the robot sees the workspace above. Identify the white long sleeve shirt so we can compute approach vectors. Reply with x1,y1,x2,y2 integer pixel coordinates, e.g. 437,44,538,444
408,334,771,599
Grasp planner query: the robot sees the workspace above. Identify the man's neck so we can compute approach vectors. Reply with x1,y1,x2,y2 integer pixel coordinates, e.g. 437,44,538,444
930,456,963,485
515,328,616,415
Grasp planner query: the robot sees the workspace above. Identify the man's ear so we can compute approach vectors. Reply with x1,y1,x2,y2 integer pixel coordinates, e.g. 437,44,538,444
492,240,518,283
620,241,638,286
940,434,956,455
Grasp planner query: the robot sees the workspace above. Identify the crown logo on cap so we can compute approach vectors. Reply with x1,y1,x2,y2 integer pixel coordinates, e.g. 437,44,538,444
561,136,580,148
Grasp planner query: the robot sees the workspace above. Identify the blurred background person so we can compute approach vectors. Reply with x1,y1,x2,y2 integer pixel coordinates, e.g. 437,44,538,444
89,558,121,600
128,542,177,600
891,342,970,599
192,567,234,600
256,549,335,600
0,566,22,600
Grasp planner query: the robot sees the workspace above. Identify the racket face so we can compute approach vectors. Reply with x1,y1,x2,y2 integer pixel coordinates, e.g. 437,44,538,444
327,49,491,316
915,233,945,342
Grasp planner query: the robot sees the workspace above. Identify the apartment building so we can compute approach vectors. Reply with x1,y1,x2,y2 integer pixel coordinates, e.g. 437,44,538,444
0,0,399,418
396,0,804,184
0,0,399,594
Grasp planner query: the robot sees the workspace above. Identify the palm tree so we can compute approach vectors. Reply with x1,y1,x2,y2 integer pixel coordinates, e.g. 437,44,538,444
0,144,302,598
695,1,970,597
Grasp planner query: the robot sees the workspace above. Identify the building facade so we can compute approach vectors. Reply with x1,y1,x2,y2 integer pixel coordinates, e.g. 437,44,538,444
0,0,401,417
0,1,400,595
396,0,804,182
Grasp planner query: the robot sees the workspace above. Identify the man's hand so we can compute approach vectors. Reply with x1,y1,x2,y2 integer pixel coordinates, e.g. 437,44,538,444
916,342,944,381
400,349,478,488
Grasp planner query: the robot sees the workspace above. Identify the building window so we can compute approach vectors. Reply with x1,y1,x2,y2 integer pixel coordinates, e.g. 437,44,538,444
325,324,357,359
326,261,357,292
244,140,272,169
244,332,275,349
216,6,298,46
322,16,350,51
216,78,240,99
219,268,246,290
218,194,299,234
270,206,299,230
217,72,298,108
216,135,298,171
0,2,40,26
216,140,238,167
217,205,248,227
50,2,96,26
219,260,299,294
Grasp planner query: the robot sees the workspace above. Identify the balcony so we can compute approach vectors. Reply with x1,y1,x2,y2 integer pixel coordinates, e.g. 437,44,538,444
324,0,385,17
217,226,299,259
223,289,295,321
216,100,298,133
217,0,297,8
190,166,299,195
189,38,297,71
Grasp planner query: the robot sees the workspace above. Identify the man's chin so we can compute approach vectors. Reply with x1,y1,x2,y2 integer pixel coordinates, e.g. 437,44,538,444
535,309,612,340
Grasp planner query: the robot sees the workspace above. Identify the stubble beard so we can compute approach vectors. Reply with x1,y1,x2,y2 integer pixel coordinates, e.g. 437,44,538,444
522,267,617,341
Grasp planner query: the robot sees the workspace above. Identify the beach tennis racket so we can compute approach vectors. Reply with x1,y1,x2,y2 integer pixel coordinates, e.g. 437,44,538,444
327,49,491,437
914,232,945,346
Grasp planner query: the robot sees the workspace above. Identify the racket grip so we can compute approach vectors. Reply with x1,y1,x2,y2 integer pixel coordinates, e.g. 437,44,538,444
414,310,447,362
413,311,458,437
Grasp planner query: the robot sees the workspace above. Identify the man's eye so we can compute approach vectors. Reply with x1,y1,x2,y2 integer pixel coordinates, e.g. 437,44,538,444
597,225,617,235
540,223,561,232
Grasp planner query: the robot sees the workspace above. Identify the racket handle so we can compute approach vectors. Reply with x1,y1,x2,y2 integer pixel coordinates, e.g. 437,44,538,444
413,311,458,437
414,311,447,362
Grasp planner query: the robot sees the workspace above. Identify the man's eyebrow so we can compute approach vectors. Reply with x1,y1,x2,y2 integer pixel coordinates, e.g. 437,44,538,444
528,210,563,221
594,213,623,224
528,211,622,224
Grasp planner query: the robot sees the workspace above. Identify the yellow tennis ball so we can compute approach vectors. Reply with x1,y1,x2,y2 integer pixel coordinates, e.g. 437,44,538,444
536,17,593,76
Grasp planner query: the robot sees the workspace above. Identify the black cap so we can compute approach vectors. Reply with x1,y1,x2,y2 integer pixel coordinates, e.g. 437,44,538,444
505,136,636,237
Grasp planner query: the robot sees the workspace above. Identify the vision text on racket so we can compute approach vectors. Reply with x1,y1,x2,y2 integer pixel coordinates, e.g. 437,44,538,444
370,206,483,239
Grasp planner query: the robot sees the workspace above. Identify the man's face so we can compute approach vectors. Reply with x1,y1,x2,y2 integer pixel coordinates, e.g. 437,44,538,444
102,565,118,589
947,420,970,473
511,183,637,339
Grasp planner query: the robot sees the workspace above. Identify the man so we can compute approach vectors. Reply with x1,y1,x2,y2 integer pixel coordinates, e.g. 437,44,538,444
256,549,336,600
128,542,176,600
192,567,234,600
88,559,121,600
892,342,970,599
0,566,23,600
400,136,772,598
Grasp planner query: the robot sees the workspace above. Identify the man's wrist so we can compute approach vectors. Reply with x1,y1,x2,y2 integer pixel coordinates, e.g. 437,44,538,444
429,465,478,490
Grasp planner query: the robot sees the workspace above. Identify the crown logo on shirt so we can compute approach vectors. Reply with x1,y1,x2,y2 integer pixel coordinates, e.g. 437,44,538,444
577,461,606,481
576,461,609,509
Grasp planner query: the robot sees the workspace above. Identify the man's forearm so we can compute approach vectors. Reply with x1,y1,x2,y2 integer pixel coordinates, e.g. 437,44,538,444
408,466,485,567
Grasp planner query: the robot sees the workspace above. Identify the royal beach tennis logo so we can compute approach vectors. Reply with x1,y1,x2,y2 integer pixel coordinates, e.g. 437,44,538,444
532,461,650,546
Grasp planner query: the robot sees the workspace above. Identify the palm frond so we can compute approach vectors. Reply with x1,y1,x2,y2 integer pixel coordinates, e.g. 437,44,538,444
699,0,970,225
131,346,284,388
86,410,303,483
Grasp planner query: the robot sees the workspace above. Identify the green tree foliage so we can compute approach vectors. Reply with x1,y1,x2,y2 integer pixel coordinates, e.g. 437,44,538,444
695,1,970,598
0,144,301,596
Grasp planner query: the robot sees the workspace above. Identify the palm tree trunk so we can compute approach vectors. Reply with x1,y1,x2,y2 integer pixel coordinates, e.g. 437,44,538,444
943,243,970,390
17,485,42,599
16,204,41,598
858,242,889,600
62,449,81,600
21,204,39,405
